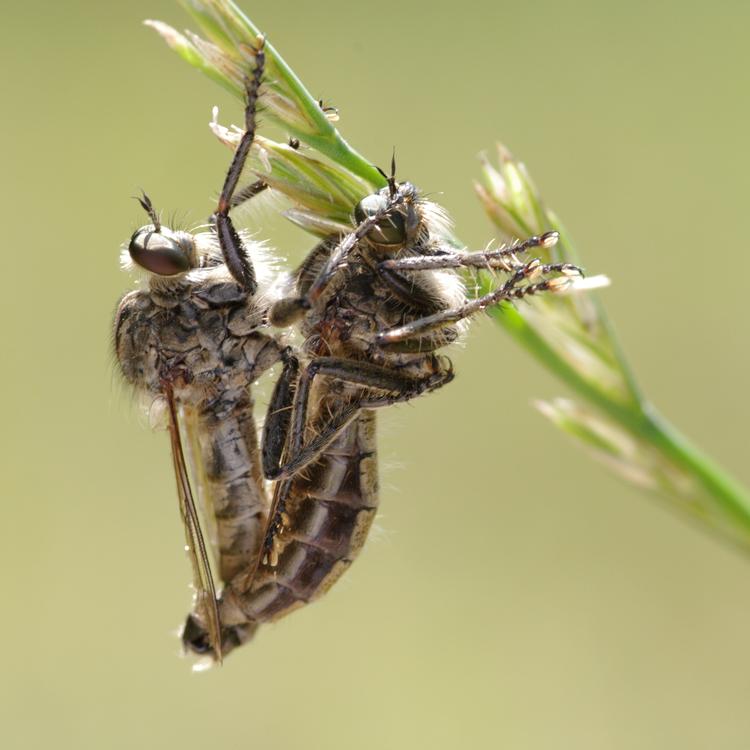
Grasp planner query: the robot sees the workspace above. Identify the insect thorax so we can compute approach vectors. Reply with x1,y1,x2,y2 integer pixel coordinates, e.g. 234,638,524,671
115,255,280,401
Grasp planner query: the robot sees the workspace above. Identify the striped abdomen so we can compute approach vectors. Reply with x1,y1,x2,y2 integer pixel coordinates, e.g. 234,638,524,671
183,392,269,586
216,409,378,644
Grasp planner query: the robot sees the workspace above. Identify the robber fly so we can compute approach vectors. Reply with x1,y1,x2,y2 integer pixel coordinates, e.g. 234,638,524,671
259,163,583,484
181,255,386,660
185,157,586,653
113,38,295,663
115,32,592,662
114,37,389,664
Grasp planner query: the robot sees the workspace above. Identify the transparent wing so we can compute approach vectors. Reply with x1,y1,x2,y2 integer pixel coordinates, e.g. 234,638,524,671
164,386,223,663
179,405,221,574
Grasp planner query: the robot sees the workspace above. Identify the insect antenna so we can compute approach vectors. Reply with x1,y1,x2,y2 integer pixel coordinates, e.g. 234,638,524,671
134,190,161,233
213,34,266,291
375,151,398,197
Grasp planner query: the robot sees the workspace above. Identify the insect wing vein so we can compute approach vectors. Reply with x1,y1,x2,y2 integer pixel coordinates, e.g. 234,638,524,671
165,387,223,663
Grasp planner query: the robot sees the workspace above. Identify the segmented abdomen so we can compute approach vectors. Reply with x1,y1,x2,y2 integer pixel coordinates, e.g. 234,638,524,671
219,409,377,633
185,393,269,586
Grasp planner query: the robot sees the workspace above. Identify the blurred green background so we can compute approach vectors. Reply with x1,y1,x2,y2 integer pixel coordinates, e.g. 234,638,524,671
2,0,750,747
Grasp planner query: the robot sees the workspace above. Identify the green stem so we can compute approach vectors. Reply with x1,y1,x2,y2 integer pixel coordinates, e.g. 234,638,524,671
640,406,750,534
182,0,386,189
552,216,645,405
493,303,750,540
491,303,648,436
550,223,750,531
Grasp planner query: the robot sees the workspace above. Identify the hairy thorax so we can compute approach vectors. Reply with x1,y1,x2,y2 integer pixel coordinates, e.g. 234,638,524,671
302,250,466,372
115,272,280,408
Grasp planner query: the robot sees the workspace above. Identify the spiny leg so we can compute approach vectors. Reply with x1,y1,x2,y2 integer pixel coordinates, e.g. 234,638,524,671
227,138,300,212
214,35,266,291
304,192,404,303
261,349,300,480
358,266,461,353
207,138,300,226
376,264,579,346
357,358,454,409
229,178,268,209
371,234,578,347
264,356,453,481
260,474,294,568
268,238,336,328
371,327,459,354
377,232,568,273
295,237,338,297
376,264,447,314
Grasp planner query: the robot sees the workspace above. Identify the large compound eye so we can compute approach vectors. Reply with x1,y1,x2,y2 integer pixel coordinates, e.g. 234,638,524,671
128,226,192,276
354,193,406,247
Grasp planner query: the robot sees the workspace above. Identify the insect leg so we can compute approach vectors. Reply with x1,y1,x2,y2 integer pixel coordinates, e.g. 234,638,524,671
376,265,446,313
377,232,571,273
268,238,338,327
376,262,582,346
264,356,453,481
273,243,445,330
225,139,301,213
229,178,268,209
347,265,459,352
214,35,266,291
305,192,406,305
294,237,339,296
269,194,407,326
371,328,460,354
261,348,300,479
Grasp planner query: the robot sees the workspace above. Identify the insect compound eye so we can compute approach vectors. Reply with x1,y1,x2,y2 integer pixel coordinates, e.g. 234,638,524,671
354,193,406,248
128,226,193,276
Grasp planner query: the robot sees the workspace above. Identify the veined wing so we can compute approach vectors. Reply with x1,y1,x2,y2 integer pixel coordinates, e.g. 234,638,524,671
179,405,221,575
164,385,223,663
